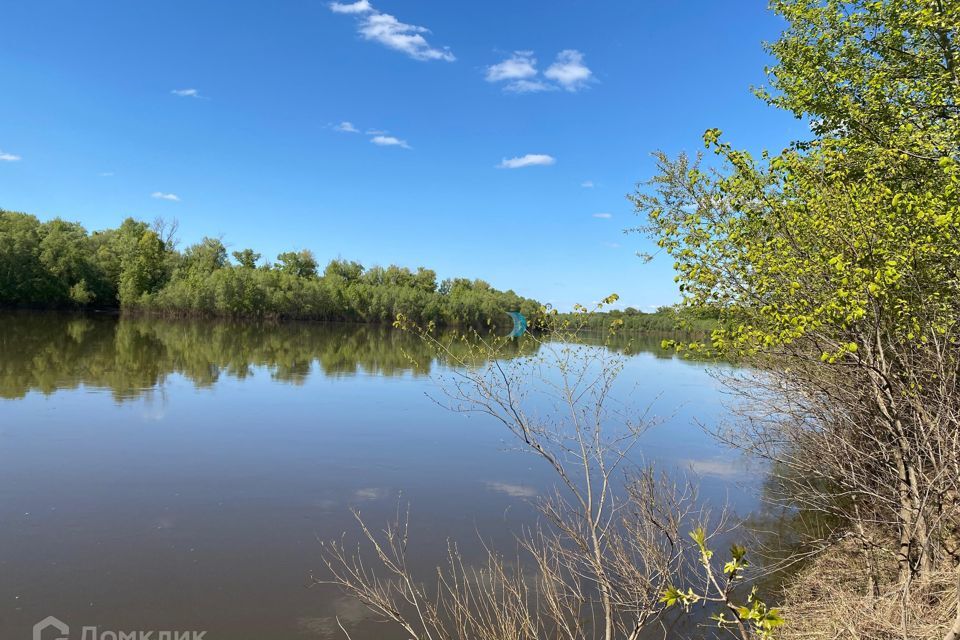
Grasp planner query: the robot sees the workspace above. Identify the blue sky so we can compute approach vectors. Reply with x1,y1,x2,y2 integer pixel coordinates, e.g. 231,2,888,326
0,1,803,311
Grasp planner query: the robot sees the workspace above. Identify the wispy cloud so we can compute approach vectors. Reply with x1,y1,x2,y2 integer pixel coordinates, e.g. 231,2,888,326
485,51,544,92
504,79,554,94
604,242,621,249
334,122,411,149
371,134,411,149
171,88,206,99
359,13,455,62
0,150,21,162
99,171,115,177
486,49,593,93
581,180,595,188
592,212,613,219
329,0,372,13
331,2,455,62
151,192,180,201
498,153,555,169
545,50,593,91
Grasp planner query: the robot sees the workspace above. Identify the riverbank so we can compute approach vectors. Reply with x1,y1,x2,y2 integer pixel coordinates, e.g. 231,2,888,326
778,536,959,640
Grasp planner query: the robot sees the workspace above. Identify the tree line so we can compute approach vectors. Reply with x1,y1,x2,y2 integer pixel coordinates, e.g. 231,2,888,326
558,304,720,334
0,212,540,328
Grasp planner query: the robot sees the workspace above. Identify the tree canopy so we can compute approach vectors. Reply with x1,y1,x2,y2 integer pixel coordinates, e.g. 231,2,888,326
0,211,541,328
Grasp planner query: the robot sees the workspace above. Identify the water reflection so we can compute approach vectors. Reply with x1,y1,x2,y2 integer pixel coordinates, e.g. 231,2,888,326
0,311,687,401
0,312,539,400
0,310,748,640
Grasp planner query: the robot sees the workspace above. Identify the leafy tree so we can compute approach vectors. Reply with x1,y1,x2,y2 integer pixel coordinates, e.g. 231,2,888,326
69,280,94,305
232,248,261,269
118,230,168,306
1,213,540,328
0,211,56,303
180,237,228,278
412,267,437,293
92,218,163,305
633,0,960,597
323,258,363,282
759,0,959,164
38,219,95,297
276,250,318,278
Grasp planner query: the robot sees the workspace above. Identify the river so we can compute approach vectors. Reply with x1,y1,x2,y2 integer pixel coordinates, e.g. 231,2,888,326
0,311,756,639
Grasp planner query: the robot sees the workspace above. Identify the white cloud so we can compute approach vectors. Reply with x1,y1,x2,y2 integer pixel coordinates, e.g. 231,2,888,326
592,212,613,219
604,242,621,249
486,49,593,93
359,12,455,61
99,171,115,177
0,150,21,162
497,153,556,169
581,180,595,188
485,51,537,83
334,123,411,148
544,49,593,91
171,88,204,98
330,2,454,62
371,135,411,149
151,192,180,201
504,79,554,93
329,0,372,13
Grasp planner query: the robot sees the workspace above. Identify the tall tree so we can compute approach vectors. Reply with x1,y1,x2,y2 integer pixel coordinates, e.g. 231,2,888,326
277,250,318,278
232,248,261,269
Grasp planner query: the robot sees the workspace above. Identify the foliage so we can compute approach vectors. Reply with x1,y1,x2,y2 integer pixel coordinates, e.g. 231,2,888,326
661,529,784,640
635,0,960,359
0,211,540,328
231,248,261,269
557,304,719,335
632,0,960,635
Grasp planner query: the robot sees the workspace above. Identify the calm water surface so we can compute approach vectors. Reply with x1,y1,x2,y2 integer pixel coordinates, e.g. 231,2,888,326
0,312,754,639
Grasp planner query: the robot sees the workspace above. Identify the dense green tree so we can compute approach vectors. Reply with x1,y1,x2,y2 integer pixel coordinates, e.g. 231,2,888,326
1,212,118,306
37,219,96,299
412,267,437,293
323,258,364,282
118,229,168,306
0,211,539,328
277,250,318,278
180,237,228,278
232,248,261,269
0,211,57,304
